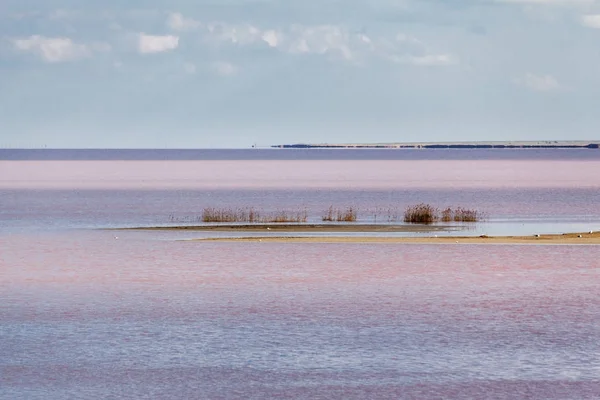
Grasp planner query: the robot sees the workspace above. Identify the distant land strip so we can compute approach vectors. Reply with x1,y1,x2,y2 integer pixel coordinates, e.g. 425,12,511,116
272,141,600,149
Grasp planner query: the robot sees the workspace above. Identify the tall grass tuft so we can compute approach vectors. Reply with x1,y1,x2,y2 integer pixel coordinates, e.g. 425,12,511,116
404,203,438,224
201,207,308,223
405,204,482,224
337,207,357,222
322,206,335,222
441,207,453,222
453,207,479,222
202,207,254,223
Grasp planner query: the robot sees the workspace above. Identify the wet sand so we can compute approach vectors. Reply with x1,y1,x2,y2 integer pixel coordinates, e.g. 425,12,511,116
122,224,600,244
123,224,458,233
193,231,600,245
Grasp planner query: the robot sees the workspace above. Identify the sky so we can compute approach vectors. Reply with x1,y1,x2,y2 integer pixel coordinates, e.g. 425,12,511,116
1,0,600,148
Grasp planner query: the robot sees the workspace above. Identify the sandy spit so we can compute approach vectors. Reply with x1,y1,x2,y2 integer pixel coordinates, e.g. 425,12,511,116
193,232,600,245
121,224,457,233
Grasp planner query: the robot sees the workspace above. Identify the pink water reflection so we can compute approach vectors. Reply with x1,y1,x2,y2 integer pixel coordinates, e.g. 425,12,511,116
4,154,600,398
3,232,600,321
3,160,600,189
3,231,600,398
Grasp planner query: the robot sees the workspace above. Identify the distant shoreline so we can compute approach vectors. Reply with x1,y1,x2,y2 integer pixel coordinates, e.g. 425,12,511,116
272,141,600,149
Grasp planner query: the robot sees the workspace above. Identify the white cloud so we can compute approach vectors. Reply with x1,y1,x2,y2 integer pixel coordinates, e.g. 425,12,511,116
288,25,354,60
261,30,280,48
387,53,457,66
206,23,263,45
212,61,238,76
138,34,179,54
201,22,457,66
12,35,91,63
204,23,354,57
167,12,201,31
407,54,457,66
581,14,600,28
359,34,372,45
517,73,561,91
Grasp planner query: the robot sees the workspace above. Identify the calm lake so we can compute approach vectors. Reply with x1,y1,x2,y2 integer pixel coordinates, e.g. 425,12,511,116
2,149,600,399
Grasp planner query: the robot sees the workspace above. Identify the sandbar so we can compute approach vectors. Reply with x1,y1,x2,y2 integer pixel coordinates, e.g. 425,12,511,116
193,231,600,245
121,224,458,233
119,224,600,244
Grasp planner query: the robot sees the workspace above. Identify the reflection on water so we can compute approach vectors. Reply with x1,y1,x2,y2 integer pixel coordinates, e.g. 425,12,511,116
2,232,600,399
1,186,600,236
2,154,600,398
2,159,600,191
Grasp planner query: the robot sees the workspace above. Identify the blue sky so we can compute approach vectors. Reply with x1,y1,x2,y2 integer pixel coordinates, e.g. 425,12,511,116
1,0,600,148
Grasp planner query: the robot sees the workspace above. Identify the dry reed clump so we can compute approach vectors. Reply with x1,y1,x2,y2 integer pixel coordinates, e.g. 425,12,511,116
202,207,257,223
201,207,307,223
440,207,481,222
322,206,357,222
190,205,480,224
404,204,482,224
403,203,439,224
452,207,480,222
441,207,453,222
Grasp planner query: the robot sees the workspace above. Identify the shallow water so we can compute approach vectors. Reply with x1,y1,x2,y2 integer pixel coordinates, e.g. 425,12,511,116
2,149,600,399
1,186,599,236
2,232,600,399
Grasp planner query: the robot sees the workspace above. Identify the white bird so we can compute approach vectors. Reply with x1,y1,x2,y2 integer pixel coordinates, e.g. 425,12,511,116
578,235,583,238
267,227,271,230
114,236,119,240
590,231,594,234
534,234,540,238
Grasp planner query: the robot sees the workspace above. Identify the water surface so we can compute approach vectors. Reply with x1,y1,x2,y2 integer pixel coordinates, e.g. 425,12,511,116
1,149,600,399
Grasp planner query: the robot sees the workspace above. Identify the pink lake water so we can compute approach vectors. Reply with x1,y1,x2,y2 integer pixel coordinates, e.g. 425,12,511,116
1,149,600,399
